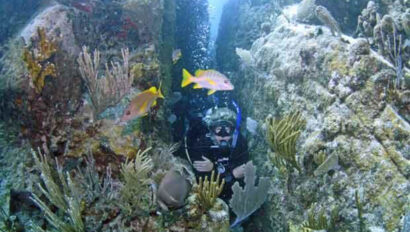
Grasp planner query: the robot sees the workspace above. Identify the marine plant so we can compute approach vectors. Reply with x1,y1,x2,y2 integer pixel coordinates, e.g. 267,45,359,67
313,150,326,166
77,46,134,118
355,190,365,232
301,204,339,232
0,207,18,232
22,27,57,94
374,15,406,89
119,147,153,216
194,170,225,213
76,153,119,205
229,161,270,228
266,111,306,172
30,149,84,232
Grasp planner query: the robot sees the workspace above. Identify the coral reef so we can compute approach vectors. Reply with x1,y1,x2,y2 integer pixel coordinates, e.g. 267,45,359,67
19,4,79,57
315,5,342,37
78,46,134,118
30,149,84,232
130,45,161,90
300,204,338,232
355,1,379,38
0,0,183,231
119,148,153,216
218,3,410,230
216,0,276,73
296,0,317,23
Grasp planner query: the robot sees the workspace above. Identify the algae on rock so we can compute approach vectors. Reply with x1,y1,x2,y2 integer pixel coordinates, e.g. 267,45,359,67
22,27,57,94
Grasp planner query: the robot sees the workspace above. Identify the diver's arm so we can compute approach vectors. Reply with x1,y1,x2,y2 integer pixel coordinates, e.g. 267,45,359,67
232,164,246,178
191,136,216,175
230,134,250,179
193,156,214,172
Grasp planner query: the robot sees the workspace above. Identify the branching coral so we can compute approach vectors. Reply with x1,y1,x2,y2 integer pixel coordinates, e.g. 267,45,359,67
266,111,306,172
194,171,225,213
119,147,153,216
77,46,134,118
22,27,57,93
30,149,84,232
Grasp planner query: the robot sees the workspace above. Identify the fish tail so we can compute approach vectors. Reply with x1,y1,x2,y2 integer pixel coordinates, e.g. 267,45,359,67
181,69,193,87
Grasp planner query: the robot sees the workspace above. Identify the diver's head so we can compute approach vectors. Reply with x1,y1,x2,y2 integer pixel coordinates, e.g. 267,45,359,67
203,107,236,147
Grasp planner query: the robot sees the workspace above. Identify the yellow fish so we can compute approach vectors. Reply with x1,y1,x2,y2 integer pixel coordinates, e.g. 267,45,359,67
121,86,164,122
181,68,234,95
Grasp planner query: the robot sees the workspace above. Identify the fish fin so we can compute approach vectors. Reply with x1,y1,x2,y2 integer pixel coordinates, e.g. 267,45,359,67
148,86,157,93
195,69,206,76
182,69,193,87
152,100,157,107
158,82,165,99
138,101,149,115
193,83,202,89
207,89,216,95
157,200,169,211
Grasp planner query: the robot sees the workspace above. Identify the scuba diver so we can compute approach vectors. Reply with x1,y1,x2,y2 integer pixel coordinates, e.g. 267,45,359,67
183,94,249,201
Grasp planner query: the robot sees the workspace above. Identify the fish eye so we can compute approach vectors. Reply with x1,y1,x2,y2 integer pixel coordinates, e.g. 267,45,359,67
126,111,131,115
224,80,228,83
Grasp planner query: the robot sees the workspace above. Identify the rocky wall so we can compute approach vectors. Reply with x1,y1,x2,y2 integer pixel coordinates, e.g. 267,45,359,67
225,3,410,232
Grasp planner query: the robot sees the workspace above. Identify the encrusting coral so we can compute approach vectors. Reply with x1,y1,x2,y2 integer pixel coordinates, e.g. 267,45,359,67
22,27,57,94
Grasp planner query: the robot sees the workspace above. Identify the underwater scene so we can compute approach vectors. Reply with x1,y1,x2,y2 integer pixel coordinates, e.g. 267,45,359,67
0,0,409,231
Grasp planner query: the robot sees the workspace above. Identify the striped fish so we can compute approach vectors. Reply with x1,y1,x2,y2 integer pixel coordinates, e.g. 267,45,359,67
181,68,234,95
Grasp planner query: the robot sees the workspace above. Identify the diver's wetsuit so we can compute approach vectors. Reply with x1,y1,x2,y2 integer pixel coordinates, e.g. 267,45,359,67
188,132,249,200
